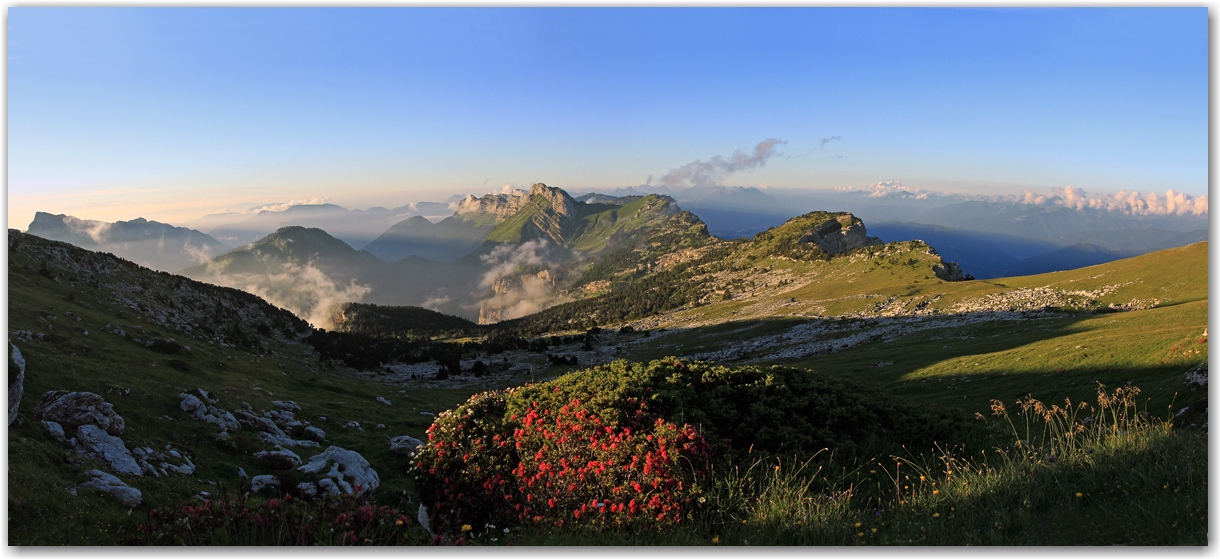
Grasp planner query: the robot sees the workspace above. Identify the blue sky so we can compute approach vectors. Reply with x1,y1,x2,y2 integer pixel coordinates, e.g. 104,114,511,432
7,7,1208,227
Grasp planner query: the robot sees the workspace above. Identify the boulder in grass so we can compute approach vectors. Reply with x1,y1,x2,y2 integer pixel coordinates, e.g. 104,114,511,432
179,393,240,432
389,435,424,456
253,448,302,469
298,446,379,496
272,400,301,412
33,391,125,435
79,470,142,507
251,475,280,494
301,426,326,442
42,420,67,442
9,343,25,426
72,424,142,477
296,482,319,500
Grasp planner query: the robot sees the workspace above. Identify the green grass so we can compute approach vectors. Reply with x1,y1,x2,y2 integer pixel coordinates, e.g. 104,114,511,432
493,388,1208,546
8,230,1207,546
7,239,482,544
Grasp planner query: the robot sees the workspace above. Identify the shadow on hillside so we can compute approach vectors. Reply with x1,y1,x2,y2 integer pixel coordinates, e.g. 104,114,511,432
614,310,1206,414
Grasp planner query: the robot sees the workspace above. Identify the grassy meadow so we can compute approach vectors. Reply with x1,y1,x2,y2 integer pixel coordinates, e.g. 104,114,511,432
5,234,1208,545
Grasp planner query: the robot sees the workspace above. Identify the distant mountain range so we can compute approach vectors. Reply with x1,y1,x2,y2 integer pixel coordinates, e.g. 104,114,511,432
25,212,230,273
177,184,712,325
186,199,458,249
24,182,1208,320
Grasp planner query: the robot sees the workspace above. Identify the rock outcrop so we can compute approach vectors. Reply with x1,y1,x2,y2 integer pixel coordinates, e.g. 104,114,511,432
131,445,195,477
179,391,240,432
79,470,142,507
234,409,319,448
9,342,25,425
72,424,142,476
797,215,882,256
297,446,380,496
932,261,967,282
33,391,125,436
455,190,531,219
1184,362,1207,388
253,448,302,469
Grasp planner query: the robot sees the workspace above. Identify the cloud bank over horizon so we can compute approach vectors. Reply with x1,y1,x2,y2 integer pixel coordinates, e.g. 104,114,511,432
829,180,1206,217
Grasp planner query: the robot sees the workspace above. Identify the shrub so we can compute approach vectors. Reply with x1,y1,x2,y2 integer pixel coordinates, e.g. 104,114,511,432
413,358,987,536
412,386,712,534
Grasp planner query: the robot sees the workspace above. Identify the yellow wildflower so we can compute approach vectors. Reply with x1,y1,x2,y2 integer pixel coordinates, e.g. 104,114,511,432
933,513,940,518
712,536,720,545
461,524,473,532
1075,492,1083,498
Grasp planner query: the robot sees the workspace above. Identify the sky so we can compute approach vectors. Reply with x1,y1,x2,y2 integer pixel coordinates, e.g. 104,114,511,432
7,7,1209,228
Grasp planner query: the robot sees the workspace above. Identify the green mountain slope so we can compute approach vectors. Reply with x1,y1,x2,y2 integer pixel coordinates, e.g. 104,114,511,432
7,230,478,544
477,183,710,258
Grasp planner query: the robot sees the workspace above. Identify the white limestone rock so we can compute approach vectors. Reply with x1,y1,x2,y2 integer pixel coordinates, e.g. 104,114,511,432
9,343,25,426
41,420,66,442
298,446,380,496
296,481,318,499
272,400,301,412
253,448,302,469
250,474,280,494
301,426,326,442
73,424,142,476
33,391,125,435
79,470,142,507
179,392,240,432
234,409,318,448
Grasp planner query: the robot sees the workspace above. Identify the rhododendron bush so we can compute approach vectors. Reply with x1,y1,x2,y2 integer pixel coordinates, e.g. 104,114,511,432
412,386,711,533
413,358,984,534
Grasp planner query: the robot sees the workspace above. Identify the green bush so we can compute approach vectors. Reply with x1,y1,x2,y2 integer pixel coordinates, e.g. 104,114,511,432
411,359,988,536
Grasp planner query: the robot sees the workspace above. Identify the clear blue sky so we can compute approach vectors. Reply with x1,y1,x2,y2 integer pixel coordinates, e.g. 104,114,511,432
7,7,1208,226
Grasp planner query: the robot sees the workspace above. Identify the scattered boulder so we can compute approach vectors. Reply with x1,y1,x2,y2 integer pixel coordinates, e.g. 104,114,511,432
253,448,302,469
79,470,142,507
179,392,240,431
301,426,326,442
9,342,25,426
297,446,380,496
264,409,299,428
238,467,248,479
41,420,66,442
376,397,392,406
72,424,142,476
131,445,195,477
389,435,424,457
184,388,218,404
33,391,125,436
234,409,318,448
296,481,318,499
250,474,280,494
1185,362,1207,388
272,400,301,412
